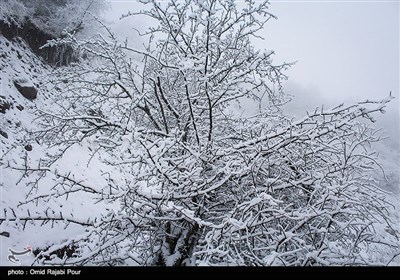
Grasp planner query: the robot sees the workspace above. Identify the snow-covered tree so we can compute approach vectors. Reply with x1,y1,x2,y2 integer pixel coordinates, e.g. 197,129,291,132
0,0,108,37
1,0,109,65
4,0,399,266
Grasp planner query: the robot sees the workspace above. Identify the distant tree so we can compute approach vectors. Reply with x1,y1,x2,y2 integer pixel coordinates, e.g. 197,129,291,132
4,0,398,266
0,0,108,37
0,0,108,65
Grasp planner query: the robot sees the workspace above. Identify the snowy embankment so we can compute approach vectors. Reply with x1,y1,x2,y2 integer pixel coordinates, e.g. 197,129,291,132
1,33,399,266
0,35,117,266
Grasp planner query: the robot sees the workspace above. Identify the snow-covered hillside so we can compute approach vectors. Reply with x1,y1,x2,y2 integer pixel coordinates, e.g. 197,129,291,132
0,35,117,266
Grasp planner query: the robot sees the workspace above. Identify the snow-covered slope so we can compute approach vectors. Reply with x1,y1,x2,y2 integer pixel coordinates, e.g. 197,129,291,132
0,35,116,266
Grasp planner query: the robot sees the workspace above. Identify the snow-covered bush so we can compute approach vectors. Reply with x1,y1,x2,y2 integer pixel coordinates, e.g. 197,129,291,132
4,0,398,266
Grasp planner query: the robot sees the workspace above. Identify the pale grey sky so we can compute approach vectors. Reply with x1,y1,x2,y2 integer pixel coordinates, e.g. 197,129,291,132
106,0,399,139
263,1,399,106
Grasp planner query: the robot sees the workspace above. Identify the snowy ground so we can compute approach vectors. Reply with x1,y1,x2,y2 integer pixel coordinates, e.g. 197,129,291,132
1,34,399,266
0,35,114,266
